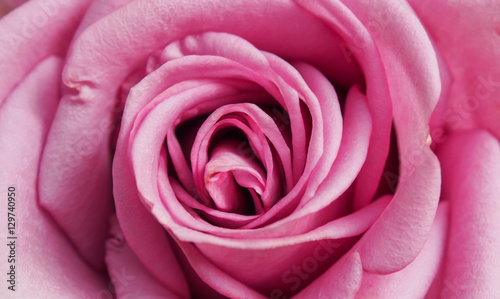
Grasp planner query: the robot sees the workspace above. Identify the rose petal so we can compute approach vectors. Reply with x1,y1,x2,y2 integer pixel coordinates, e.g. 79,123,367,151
39,97,115,270
73,0,134,38
295,0,442,274
106,217,182,299
356,202,448,298
122,63,373,244
65,0,361,91
190,102,292,211
155,191,389,295
256,84,372,238
0,56,107,298
124,34,343,238
354,148,440,274
113,152,190,297
410,0,500,140
204,140,267,213
437,130,500,297
293,0,393,209
295,0,442,211
37,0,133,268
129,79,276,234
159,192,390,249
272,61,343,209
294,252,363,299
0,0,91,103
167,33,337,199
175,239,267,299
169,175,261,229
165,82,273,199
126,99,386,294
0,0,27,17
116,43,385,294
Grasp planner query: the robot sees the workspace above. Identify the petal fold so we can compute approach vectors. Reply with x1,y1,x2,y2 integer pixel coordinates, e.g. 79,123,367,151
106,217,184,299
0,56,107,298
437,130,500,297
356,202,448,298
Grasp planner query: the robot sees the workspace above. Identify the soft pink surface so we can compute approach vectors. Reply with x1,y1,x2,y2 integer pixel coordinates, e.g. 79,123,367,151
0,56,107,298
0,0,91,103
112,32,377,297
0,0,497,298
37,0,133,270
357,202,449,298
31,0,360,273
296,0,442,275
0,0,27,17
106,216,182,298
410,0,500,141
436,131,500,297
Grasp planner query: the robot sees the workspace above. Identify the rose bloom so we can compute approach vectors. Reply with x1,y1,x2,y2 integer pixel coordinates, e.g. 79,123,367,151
1,0,499,298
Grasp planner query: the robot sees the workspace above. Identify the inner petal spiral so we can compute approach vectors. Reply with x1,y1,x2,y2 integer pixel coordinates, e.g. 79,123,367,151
125,31,345,233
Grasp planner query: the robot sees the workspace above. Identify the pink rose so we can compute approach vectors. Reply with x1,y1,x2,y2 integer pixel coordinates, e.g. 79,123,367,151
1,0,499,298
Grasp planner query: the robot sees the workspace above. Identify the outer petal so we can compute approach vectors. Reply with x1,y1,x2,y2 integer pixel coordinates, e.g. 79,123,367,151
437,130,500,298
0,0,91,104
295,0,442,273
356,202,448,298
293,0,393,209
410,0,500,140
106,217,181,299
294,252,363,299
37,0,133,272
73,0,135,38
113,149,191,298
176,240,267,299
353,146,440,274
0,56,107,298
0,0,27,17
63,0,360,89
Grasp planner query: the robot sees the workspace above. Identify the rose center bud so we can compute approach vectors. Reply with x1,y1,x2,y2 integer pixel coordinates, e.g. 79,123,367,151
204,138,266,215
190,104,289,217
